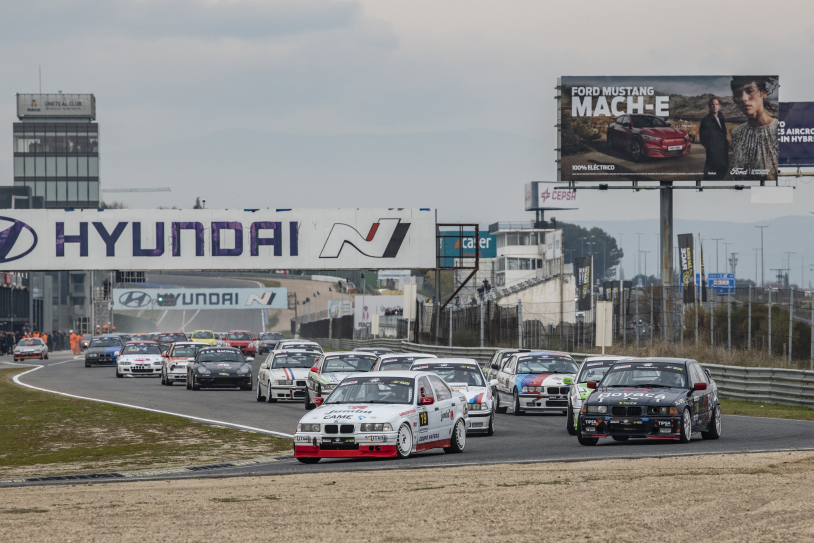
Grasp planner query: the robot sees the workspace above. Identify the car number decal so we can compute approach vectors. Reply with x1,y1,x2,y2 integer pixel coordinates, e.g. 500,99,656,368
419,412,428,427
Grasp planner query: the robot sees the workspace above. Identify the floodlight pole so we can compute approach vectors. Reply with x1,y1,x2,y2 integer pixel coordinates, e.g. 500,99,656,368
660,182,674,340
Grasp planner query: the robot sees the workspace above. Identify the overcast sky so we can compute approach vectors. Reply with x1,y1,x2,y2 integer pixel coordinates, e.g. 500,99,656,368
1,0,813,226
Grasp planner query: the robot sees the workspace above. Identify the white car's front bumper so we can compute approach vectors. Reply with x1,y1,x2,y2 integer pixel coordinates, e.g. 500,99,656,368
119,364,162,376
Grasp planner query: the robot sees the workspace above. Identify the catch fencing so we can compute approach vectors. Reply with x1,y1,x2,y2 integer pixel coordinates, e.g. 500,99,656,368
303,337,814,408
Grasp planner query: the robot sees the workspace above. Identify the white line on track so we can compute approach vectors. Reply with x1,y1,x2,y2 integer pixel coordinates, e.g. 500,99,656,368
6,359,294,439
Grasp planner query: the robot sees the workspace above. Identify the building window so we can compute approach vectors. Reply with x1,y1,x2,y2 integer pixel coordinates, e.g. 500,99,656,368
57,156,67,177
46,156,56,176
89,181,99,201
519,233,530,245
507,233,519,246
68,181,77,201
46,181,56,201
89,156,99,177
78,181,88,201
67,156,77,177
496,234,505,249
57,181,67,201
77,156,88,177
35,181,45,198
14,157,24,177
24,157,34,177
498,258,506,271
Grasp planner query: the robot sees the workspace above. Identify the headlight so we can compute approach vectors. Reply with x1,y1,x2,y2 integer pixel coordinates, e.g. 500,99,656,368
641,134,661,141
238,365,251,374
120,361,131,365
468,403,485,411
197,367,210,374
298,423,321,432
521,386,542,393
86,353,98,358
275,379,293,385
649,406,678,415
322,384,336,392
585,405,607,414
359,423,392,432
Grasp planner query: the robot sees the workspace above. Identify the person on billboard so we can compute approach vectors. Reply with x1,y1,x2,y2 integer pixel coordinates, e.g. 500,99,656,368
700,97,729,180
730,76,779,180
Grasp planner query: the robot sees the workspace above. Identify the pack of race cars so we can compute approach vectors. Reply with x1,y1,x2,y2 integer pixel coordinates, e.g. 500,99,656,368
83,332,722,463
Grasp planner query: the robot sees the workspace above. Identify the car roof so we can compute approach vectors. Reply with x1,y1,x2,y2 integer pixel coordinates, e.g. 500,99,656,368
583,356,628,363
323,351,377,356
199,346,240,351
377,352,436,359
618,357,691,365
275,349,322,354
417,358,479,365
158,332,186,335
364,371,427,378
124,340,158,344
191,330,214,333
227,330,252,333
171,341,209,346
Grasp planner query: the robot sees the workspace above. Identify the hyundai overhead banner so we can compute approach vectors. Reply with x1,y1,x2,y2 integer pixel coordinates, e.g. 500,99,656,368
779,102,814,167
678,234,695,303
559,76,780,182
113,288,287,311
574,256,592,311
0,209,436,271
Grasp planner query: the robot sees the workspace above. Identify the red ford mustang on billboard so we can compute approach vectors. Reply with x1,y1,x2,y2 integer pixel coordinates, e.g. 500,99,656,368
558,75,779,182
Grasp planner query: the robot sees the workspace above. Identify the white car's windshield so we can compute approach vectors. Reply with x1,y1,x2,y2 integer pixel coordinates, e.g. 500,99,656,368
378,358,416,371
123,344,161,355
515,355,578,375
197,349,244,363
172,345,206,357
323,354,377,373
273,353,320,369
601,362,688,388
577,360,618,383
411,362,484,387
326,376,415,405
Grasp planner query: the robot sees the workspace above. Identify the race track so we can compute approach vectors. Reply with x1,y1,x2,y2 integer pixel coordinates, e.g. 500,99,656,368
4,349,814,483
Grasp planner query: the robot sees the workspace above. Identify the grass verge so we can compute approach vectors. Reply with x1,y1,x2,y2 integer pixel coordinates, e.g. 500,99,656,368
720,398,814,421
0,368,292,478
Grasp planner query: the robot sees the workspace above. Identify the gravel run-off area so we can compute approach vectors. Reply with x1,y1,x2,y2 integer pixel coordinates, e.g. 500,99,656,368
1,451,813,542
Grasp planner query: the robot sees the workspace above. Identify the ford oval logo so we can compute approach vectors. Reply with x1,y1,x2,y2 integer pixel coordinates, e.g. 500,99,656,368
119,291,152,308
0,217,38,264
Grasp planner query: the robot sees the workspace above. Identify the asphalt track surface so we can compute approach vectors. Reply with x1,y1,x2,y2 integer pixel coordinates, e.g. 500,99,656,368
5,349,814,485
120,273,265,334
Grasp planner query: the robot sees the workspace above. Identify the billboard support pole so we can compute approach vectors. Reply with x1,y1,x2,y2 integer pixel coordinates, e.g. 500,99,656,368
660,182,674,341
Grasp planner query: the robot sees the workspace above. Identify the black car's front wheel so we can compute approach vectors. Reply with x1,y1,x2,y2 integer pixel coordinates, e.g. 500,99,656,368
701,404,722,440
566,403,578,436
577,433,598,446
679,408,692,443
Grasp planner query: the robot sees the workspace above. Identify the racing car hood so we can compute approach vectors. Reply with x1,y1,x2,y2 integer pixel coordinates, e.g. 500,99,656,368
315,372,360,385
587,386,691,407
301,403,411,424
16,345,44,352
118,354,162,363
514,373,572,390
269,367,310,380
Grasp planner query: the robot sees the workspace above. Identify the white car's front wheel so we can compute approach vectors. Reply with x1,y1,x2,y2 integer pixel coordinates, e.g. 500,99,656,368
396,423,412,459
444,419,466,454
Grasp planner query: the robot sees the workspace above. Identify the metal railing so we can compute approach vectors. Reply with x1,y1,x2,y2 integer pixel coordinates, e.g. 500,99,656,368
305,337,814,408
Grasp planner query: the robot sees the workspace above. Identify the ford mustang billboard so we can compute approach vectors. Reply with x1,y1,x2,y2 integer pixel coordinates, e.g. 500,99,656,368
558,76,780,182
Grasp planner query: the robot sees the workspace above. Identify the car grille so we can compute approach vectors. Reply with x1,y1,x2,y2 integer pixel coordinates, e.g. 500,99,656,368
661,149,685,156
547,387,568,395
296,380,306,387
340,424,354,434
612,406,642,416
131,368,155,374
325,424,355,434
546,400,568,407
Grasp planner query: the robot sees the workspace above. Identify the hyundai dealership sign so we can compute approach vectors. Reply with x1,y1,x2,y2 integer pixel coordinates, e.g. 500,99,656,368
0,209,436,271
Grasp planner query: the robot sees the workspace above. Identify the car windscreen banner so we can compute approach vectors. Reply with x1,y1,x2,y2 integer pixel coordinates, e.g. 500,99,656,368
779,102,814,167
678,234,695,303
559,76,780,182
574,256,592,311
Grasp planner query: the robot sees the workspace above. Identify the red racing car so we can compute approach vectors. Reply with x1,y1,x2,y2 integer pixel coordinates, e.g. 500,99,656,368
226,330,256,357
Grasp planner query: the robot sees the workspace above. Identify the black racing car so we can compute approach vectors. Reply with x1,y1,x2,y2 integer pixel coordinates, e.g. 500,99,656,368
256,332,285,355
187,347,252,391
84,336,124,367
578,358,721,445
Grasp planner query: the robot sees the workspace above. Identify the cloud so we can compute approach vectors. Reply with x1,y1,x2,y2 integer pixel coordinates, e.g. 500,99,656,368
0,0,361,42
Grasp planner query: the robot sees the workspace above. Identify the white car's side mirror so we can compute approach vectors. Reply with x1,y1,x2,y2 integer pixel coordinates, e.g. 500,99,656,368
489,379,498,387
187,358,195,362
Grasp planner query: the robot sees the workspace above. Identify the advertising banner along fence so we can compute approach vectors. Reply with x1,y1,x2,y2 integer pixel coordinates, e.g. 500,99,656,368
559,76,780,182
678,234,695,303
574,256,592,311
0,208,436,271
779,102,814,167
113,288,287,311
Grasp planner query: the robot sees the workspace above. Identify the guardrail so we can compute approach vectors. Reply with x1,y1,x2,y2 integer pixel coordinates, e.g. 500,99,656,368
307,337,814,408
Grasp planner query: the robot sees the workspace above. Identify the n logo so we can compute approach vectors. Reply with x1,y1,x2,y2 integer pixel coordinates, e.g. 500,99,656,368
245,292,277,306
319,218,409,258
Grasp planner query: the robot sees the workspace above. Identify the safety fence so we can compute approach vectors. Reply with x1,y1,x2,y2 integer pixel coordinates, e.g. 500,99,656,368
304,337,814,408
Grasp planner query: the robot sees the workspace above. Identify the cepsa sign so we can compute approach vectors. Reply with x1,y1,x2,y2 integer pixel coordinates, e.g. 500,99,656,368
558,76,780,182
525,181,578,211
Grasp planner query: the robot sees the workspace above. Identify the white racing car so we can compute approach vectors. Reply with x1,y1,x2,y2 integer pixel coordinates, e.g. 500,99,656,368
161,341,210,385
304,351,379,409
116,341,164,378
409,358,497,435
294,371,469,463
493,352,579,415
13,338,49,361
256,349,322,403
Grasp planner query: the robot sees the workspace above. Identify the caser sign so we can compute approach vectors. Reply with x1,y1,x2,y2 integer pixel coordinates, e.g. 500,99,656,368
0,209,435,271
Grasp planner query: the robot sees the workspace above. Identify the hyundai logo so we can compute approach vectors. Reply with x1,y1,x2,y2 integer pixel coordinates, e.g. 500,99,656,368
0,217,38,264
118,291,152,308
